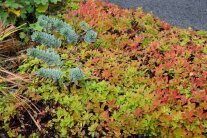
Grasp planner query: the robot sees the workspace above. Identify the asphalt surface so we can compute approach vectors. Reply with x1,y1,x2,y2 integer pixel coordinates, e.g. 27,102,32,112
106,0,207,30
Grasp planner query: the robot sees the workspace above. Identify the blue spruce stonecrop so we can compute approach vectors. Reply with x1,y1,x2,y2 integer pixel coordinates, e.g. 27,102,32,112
79,21,91,32
69,67,84,81
37,15,97,44
36,68,62,82
37,15,79,43
84,30,98,43
38,15,73,32
28,15,99,82
31,31,61,48
60,27,79,43
27,48,62,66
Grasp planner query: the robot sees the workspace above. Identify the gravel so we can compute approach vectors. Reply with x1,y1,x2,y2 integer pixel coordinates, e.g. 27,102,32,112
106,0,207,30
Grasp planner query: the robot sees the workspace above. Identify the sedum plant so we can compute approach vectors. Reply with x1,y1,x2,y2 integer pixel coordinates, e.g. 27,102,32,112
84,30,98,43
35,15,97,44
60,27,79,43
31,31,61,48
79,21,91,31
37,15,79,43
69,67,84,81
27,48,62,66
11,1,207,137
36,68,62,82
27,15,96,83
79,20,98,43
38,15,73,32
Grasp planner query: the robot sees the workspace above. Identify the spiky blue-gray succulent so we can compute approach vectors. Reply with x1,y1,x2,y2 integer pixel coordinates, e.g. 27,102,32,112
37,15,52,31
31,31,61,48
60,27,79,43
79,21,91,32
36,68,62,82
69,67,84,81
37,15,78,43
38,15,73,32
28,15,94,84
84,30,98,43
37,15,97,44
79,21,98,43
27,48,62,66
52,19,73,32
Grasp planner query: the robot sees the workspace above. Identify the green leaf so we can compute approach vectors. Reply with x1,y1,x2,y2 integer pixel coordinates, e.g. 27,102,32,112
197,30,207,37
19,32,26,39
203,46,207,54
19,32,30,43
5,0,19,9
29,23,43,32
34,0,48,5
88,123,98,132
36,3,49,13
0,10,9,22
50,0,61,4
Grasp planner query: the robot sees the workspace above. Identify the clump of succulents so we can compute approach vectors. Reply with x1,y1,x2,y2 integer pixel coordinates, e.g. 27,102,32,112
36,68,63,82
27,15,97,83
27,48,62,66
31,32,61,48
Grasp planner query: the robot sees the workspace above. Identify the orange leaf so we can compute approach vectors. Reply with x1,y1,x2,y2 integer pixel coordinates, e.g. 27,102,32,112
160,21,171,30
102,69,111,79
100,111,109,121
135,108,143,118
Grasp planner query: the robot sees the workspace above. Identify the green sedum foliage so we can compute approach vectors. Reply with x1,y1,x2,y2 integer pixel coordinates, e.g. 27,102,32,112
2,0,207,137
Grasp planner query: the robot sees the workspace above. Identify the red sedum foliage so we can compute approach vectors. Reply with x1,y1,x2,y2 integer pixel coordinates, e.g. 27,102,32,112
64,0,207,137
5,0,207,137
